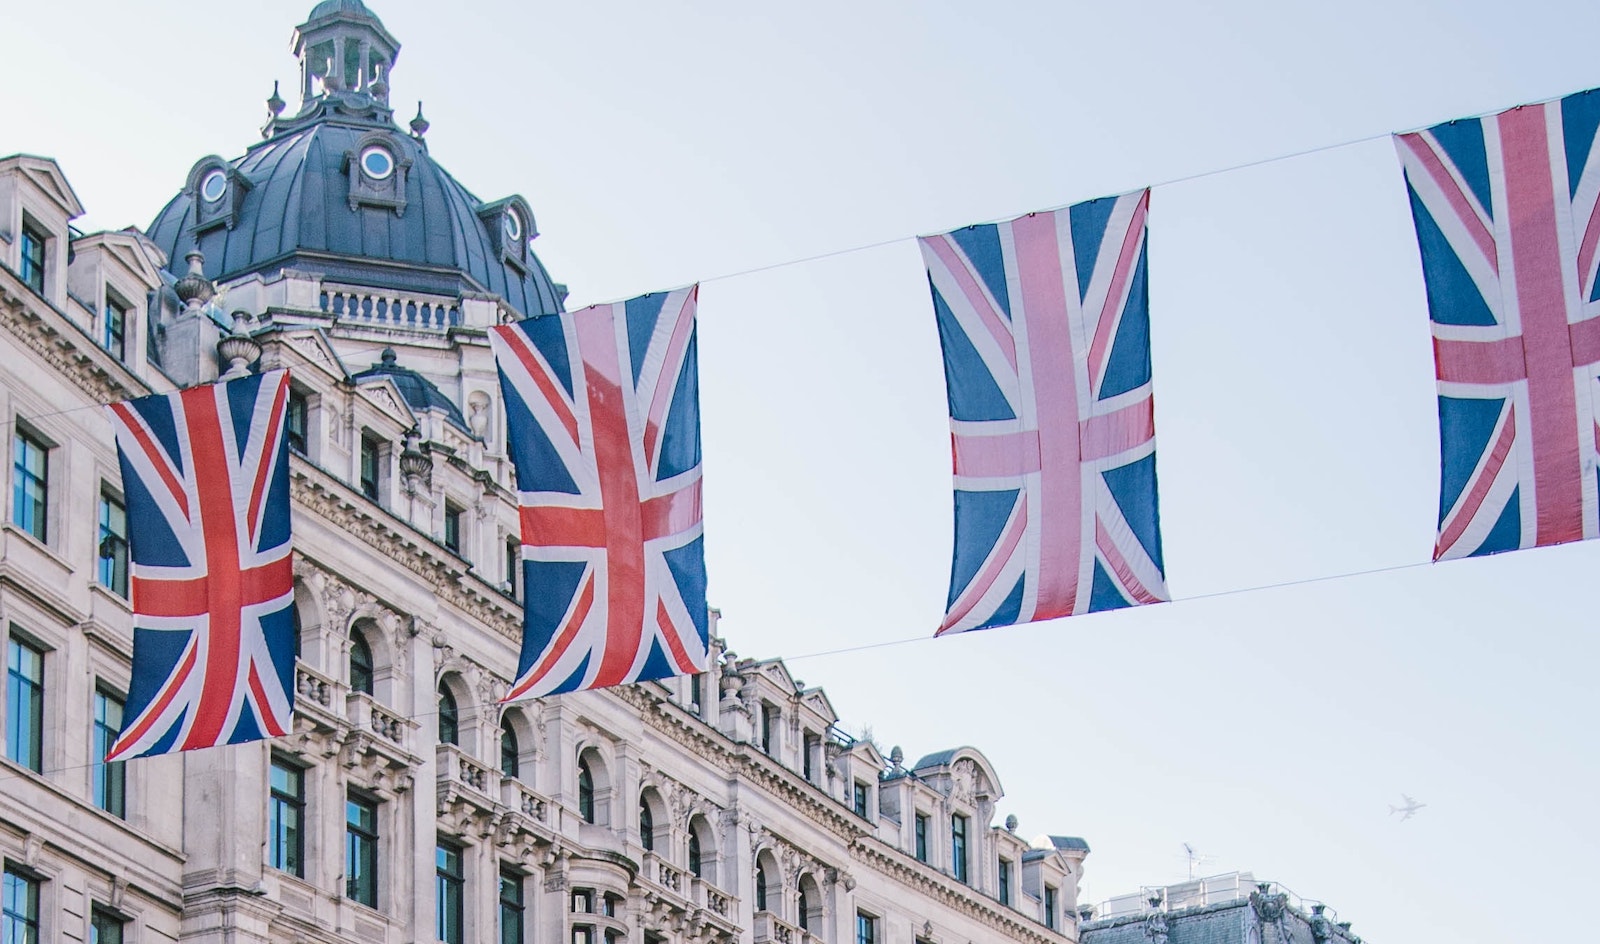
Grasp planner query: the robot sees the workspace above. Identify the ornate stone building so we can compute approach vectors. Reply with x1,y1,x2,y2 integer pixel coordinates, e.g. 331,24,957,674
1079,874,1365,944
0,3,1091,944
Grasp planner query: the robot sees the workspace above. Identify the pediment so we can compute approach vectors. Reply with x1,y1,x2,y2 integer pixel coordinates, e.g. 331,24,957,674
2,155,86,218
356,375,417,426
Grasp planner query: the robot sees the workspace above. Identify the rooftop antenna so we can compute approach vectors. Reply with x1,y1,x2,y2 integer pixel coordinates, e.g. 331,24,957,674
1181,843,1213,880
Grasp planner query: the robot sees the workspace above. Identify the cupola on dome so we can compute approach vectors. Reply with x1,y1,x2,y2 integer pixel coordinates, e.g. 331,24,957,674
144,0,564,322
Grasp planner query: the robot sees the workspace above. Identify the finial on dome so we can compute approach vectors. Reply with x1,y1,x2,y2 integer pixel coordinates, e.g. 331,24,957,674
267,81,286,117
410,101,430,138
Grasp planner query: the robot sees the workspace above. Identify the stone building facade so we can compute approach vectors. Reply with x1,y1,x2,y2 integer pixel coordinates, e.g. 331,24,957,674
1079,874,1365,944
0,4,1091,944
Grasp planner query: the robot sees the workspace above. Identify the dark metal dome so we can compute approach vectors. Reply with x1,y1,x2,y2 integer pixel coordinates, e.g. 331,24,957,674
145,1,563,321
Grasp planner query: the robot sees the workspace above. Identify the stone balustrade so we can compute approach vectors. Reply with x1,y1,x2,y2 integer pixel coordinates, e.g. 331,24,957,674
320,285,461,328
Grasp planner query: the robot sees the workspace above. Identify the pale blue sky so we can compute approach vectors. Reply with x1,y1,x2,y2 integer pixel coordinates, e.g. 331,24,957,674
10,1,1600,940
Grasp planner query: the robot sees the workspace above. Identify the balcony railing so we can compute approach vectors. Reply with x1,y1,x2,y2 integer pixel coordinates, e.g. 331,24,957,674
320,286,461,329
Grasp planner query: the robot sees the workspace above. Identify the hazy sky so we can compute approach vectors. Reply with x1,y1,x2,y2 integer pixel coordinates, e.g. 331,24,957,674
10,1,1600,940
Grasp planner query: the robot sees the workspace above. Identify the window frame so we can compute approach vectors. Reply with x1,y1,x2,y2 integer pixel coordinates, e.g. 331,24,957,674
12,426,49,544
350,631,375,696
500,718,519,779
435,840,465,944
998,856,1012,907
268,756,306,877
6,634,45,773
438,687,459,746
498,867,524,944
345,790,380,907
951,813,970,884
1044,884,1058,930
914,812,929,863
443,502,462,554
638,795,655,852
855,910,876,944
359,434,382,501
97,488,129,598
19,222,47,294
89,905,125,944
286,388,309,455
102,293,128,361
3,866,41,944
92,686,127,818
576,756,595,823
852,780,870,819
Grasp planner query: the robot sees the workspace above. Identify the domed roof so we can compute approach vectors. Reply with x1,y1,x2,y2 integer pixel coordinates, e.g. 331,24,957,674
307,0,382,22
145,2,563,321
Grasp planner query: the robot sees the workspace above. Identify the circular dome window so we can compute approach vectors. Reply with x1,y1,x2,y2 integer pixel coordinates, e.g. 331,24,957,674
503,208,523,242
200,169,228,203
360,146,395,180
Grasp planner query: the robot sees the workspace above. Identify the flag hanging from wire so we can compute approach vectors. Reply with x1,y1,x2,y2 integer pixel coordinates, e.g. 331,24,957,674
1396,88,1600,560
920,191,1169,635
492,287,709,698
103,370,296,760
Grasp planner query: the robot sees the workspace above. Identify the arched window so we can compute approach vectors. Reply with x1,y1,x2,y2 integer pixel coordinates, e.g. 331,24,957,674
438,687,459,745
500,718,518,778
755,861,768,912
798,873,822,932
639,797,655,852
797,884,809,930
350,631,374,695
577,756,595,823
687,831,702,877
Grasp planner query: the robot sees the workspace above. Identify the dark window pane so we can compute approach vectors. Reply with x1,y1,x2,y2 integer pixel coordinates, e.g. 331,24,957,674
951,814,969,883
3,868,41,944
435,842,464,944
359,437,380,500
499,869,524,944
90,908,124,944
269,759,305,876
12,431,48,543
102,297,127,360
915,813,928,862
93,689,126,817
444,504,461,553
639,799,654,852
350,633,374,695
346,793,379,906
6,637,44,772
438,688,458,745
577,757,594,823
19,226,45,294
287,391,308,454
687,832,701,877
500,720,518,778
97,492,128,597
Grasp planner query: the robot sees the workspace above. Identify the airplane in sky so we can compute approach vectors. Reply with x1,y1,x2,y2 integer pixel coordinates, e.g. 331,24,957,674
1389,794,1426,820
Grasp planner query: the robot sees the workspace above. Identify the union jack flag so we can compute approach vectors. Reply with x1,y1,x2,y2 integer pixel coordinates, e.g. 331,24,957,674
104,371,296,760
491,287,708,699
1396,89,1600,560
920,192,1169,635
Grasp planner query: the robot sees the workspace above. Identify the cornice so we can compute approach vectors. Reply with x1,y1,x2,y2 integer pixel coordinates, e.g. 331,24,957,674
848,838,1072,944
0,266,149,406
613,685,868,844
288,461,521,644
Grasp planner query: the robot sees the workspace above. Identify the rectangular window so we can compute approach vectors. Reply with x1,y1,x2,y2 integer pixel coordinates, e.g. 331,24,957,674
498,868,524,944
998,858,1012,906
90,907,124,944
269,759,305,877
852,781,869,818
435,842,464,944
760,703,775,754
2,868,40,944
98,490,128,598
951,814,969,884
6,636,44,772
571,929,593,944
689,673,702,713
346,792,379,907
286,390,308,455
504,536,519,595
12,429,48,543
802,733,817,781
914,812,929,862
359,435,381,501
19,224,46,294
92,688,126,817
443,503,462,554
571,889,593,914
855,911,876,944
1044,885,1058,930
102,295,127,361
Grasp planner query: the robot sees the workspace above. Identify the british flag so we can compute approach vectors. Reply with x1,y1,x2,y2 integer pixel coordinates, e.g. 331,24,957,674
1397,89,1600,561
492,287,708,699
103,371,296,761
921,192,1169,635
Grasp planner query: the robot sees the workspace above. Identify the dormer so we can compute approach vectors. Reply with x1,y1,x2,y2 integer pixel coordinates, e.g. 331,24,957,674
476,196,537,274
343,131,412,215
65,229,167,374
0,154,85,309
184,156,253,234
